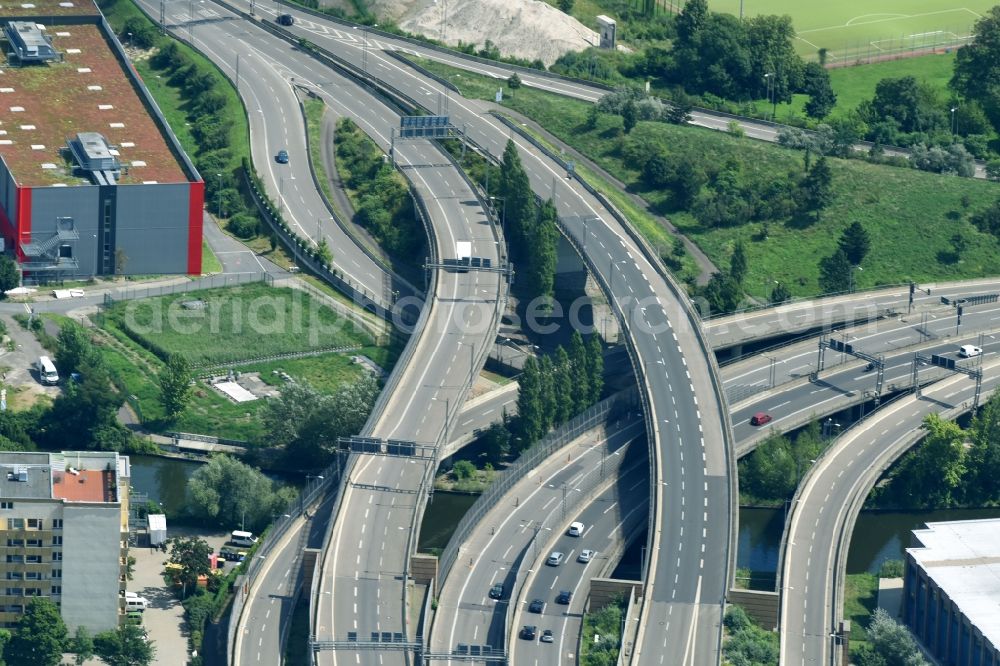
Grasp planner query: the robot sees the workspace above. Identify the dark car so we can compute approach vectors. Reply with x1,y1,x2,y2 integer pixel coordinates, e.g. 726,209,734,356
488,583,503,600
528,598,544,613
556,590,573,604
519,625,537,640
275,150,289,164
219,546,246,562
750,412,772,426
277,13,294,25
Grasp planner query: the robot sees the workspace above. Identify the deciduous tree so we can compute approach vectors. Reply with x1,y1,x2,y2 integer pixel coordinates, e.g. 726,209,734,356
93,624,155,666
167,536,212,598
5,598,66,666
158,355,193,420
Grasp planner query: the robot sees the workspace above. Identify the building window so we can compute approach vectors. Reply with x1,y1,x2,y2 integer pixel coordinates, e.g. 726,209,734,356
5,573,20,581
25,539,40,548
6,519,23,530
0,502,12,510
51,536,61,546
23,572,37,580
23,589,38,597
24,555,40,564
50,586,60,596
51,520,62,530
51,552,61,562
5,539,23,548
4,589,21,597
5,555,22,564
26,519,41,530
51,569,60,579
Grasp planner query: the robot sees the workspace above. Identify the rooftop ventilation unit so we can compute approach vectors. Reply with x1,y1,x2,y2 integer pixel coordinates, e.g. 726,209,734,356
67,132,121,183
4,22,61,64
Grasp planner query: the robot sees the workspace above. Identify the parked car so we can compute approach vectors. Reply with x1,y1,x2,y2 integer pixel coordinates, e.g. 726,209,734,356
528,598,544,613
556,590,573,604
578,549,595,563
567,521,584,537
276,13,294,25
220,546,246,562
546,551,564,566
275,149,289,164
540,629,554,643
520,625,537,640
488,583,503,600
959,345,982,358
750,412,772,426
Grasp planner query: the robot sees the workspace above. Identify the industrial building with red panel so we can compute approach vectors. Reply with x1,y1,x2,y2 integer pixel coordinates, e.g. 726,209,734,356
0,0,202,279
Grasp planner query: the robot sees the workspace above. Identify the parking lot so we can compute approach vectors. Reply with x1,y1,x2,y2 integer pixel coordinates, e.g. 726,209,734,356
128,527,230,665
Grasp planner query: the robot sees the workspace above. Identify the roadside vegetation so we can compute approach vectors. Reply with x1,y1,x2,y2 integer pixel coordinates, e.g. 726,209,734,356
738,421,825,506
868,391,1000,510
579,595,626,666
333,118,426,271
414,56,1000,309
722,604,779,665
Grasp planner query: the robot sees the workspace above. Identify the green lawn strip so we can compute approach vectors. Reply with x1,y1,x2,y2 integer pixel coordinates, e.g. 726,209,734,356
303,97,337,212
97,309,378,440
844,572,879,652
418,57,1000,298
201,241,223,274
781,52,958,123
104,283,374,366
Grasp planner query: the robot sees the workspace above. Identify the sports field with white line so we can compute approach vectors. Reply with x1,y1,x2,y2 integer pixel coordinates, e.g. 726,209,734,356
708,0,993,61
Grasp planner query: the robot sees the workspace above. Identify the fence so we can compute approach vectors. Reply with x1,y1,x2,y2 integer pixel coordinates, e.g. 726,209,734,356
436,388,637,586
191,343,362,372
823,29,973,67
101,271,268,306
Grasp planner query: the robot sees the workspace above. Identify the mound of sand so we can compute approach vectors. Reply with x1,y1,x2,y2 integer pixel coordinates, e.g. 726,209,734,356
368,0,599,66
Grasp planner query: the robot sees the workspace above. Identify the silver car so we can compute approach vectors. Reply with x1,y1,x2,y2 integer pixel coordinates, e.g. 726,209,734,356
546,551,564,566
578,549,595,563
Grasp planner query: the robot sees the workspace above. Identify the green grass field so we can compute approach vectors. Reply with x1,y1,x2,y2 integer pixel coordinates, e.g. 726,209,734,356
105,283,374,365
707,0,990,61
418,57,1000,299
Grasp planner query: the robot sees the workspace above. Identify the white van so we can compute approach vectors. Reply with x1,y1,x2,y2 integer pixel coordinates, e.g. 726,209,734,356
36,356,58,385
231,530,258,547
125,596,148,612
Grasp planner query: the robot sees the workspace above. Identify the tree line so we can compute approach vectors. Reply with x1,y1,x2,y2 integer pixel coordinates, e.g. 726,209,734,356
516,331,604,445
872,390,1000,509
0,597,154,665
498,140,559,304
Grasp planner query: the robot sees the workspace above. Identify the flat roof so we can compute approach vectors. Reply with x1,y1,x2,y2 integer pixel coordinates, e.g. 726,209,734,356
52,468,114,502
0,0,99,19
908,519,1000,650
0,22,187,186
0,453,52,499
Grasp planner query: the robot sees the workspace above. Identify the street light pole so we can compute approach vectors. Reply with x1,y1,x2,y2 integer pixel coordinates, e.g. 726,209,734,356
216,173,222,218
951,106,958,135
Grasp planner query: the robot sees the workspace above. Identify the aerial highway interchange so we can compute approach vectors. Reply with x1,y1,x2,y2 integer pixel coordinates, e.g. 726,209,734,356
140,2,1000,664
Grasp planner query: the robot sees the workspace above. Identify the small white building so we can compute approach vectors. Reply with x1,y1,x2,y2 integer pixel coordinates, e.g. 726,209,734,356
148,513,166,547
597,15,616,50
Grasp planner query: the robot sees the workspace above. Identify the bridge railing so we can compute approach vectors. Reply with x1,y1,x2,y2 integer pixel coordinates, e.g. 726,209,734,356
436,388,637,586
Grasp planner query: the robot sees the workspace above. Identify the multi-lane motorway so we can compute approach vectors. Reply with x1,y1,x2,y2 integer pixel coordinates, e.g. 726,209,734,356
132,3,1000,663
781,362,1000,666
239,5,736,663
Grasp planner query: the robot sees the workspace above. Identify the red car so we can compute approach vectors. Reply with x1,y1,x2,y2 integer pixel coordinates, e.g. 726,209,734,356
750,412,772,426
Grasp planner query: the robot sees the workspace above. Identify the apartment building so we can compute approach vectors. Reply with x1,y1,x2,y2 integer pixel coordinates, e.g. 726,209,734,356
904,519,1000,666
0,451,130,633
